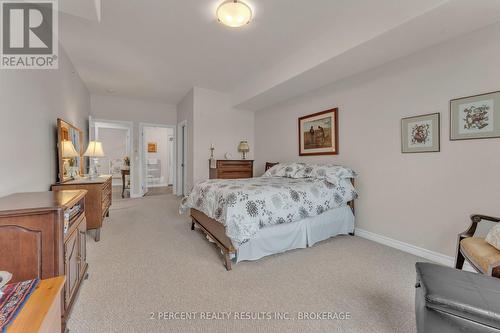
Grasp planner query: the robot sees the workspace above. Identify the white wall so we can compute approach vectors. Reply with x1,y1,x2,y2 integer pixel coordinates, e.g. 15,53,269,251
0,48,90,197
192,87,255,185
91,95,176,196
176,87,255,191
254,22,500,257
176,89,194,193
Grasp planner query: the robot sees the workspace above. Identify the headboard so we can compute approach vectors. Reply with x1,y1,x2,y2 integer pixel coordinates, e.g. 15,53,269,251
265,162,279,171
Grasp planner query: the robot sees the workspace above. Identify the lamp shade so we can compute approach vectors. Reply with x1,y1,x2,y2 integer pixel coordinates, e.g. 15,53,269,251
238,140,250,152
84,141,105,157
61,140,79,158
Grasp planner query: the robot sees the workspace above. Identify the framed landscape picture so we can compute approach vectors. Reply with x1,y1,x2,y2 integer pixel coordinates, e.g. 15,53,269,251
401,113,440,153
298,108,338,156
450,90,500,140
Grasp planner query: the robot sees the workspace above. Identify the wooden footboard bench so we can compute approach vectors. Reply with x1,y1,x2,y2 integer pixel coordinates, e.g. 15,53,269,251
190,208,236,270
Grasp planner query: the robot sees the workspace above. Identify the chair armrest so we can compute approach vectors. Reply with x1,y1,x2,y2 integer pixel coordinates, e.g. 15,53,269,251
459,214,500,240
471,214,500,223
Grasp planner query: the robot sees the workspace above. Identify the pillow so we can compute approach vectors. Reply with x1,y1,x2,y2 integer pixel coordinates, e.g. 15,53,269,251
293,164,357,182
486,224,500,251
262,162,305,178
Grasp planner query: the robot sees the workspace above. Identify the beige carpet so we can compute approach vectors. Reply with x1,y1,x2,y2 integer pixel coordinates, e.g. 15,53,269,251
68,190,423,333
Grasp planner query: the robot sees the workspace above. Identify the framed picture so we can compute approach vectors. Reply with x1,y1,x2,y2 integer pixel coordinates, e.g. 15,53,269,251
147,142,157,153
298,108,338,156
401,113,440,153
450,90,500,140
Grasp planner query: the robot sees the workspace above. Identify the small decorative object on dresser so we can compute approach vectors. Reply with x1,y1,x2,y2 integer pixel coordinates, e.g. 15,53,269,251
209,144,216,168
237,140,250,159
84,141,105,178
299,108,338,156
52,175,112,241
450,90,500,140
0,190,88,330
401,113,440,153
209,160,254,179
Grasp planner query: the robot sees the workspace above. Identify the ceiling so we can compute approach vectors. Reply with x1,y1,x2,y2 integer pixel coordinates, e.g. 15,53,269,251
59,0,500,109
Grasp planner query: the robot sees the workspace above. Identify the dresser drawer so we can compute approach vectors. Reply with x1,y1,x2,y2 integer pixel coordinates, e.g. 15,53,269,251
210,160,253,180
218,164,252,172
218,172,252,179
217,160,251,166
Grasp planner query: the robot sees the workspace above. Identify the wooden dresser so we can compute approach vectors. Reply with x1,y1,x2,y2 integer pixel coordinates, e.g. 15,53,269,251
0,190,88,330
52,175,112,241
209,160,254,179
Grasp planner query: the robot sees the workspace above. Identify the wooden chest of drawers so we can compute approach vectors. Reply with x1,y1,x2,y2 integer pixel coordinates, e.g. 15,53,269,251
209,160,254,179
0,190,88,330
52,175,112,241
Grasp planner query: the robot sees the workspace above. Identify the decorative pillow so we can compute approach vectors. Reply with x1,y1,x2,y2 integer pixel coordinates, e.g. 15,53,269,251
486,224,500,251
262,162,305,178
293,164,357,183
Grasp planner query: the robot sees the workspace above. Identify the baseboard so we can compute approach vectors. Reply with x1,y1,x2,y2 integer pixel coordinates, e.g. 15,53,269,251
355,228,475,271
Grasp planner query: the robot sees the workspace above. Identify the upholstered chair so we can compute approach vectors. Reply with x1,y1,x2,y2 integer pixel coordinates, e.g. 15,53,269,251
455,214,500,278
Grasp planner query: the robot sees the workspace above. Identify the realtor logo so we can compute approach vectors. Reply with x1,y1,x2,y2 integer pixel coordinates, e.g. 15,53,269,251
1,0,58,69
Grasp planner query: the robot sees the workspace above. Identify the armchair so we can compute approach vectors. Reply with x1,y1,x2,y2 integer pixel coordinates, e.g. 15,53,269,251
455,214,500,278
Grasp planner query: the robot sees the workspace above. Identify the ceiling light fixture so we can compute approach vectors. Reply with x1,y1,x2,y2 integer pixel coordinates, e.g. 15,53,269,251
216,0,252,28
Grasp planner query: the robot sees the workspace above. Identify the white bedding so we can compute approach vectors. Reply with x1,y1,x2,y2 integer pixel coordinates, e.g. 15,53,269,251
236,206,354,262
180,168,357,247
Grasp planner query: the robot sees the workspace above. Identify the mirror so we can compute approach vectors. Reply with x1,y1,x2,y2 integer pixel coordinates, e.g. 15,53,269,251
57,118,84,182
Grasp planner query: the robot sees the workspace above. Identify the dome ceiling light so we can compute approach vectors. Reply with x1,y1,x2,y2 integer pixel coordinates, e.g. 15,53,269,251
216,0,252,28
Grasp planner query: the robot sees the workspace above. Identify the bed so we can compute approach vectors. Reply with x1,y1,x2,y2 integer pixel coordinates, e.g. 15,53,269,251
180,163,358,270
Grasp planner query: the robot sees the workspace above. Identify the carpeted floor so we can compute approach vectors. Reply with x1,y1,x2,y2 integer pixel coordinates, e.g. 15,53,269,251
68,190,423,333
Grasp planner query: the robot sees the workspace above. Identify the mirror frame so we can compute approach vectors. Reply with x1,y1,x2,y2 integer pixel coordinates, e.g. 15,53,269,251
57,118,84,182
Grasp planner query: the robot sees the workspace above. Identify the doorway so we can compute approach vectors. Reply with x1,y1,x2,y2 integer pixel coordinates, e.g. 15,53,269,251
90,118,133,199
139,123,176,196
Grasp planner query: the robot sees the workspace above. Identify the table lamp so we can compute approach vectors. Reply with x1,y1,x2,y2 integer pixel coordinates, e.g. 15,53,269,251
61,140,79,178
238,140,250,160
84,141,105,178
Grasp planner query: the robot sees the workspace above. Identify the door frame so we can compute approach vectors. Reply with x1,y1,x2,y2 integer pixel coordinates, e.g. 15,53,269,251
177,120,188,196
139,122,176,196
89,117,134,193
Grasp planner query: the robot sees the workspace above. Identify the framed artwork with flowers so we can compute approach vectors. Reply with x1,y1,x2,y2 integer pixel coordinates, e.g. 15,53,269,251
401,113,440,153
450,90,500,140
